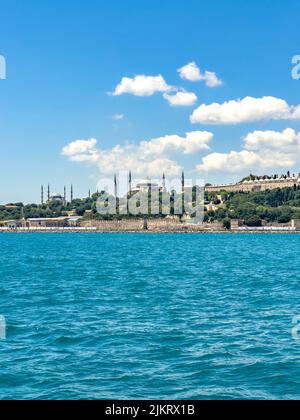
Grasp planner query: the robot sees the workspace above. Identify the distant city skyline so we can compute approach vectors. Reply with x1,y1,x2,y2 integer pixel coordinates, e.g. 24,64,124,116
1,0,300,203
3,167,299,206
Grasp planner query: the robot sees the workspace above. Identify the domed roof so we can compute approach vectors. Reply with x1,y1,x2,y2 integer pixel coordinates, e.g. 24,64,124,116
137,179,159,186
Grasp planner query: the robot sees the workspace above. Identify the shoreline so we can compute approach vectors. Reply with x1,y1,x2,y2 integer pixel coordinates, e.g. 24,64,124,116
1,229,300,235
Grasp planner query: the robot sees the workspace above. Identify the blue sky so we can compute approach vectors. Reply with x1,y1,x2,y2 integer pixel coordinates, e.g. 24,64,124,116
0,0,300,203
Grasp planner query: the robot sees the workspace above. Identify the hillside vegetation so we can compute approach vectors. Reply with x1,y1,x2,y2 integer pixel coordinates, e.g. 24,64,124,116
1,187,300,227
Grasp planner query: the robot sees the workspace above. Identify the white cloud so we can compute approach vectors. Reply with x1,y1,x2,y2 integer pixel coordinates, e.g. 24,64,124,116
198,151,261,173
203,71,223,88
244,128,300,150
113,114,125,121
197,128,300,173
163,91,198,107
178,62,202,82
112,75,173,97
178,62,223,87
62,138,98,156
62,131,213,176
191,96,300,125
140,131,213,157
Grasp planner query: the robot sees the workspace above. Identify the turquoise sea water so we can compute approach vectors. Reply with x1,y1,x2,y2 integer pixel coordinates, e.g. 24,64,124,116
0,233,300,400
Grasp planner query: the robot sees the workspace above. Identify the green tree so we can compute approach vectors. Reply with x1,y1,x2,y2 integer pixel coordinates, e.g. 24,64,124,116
244,215,262,227
223,218,231,230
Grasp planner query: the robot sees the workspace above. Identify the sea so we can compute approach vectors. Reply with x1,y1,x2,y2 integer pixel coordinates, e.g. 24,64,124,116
0,233,300,400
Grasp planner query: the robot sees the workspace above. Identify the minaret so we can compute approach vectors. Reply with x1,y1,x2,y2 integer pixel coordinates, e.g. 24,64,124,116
181,170,185,194
41,185,44,205
88,189,91,199
127,171,132,215
162,173,166,192
64,186,66,205
47,184,50,202
148,177,152,193
181,170,185,215
114,173,118,198
71,185,73,202
114,173,119,215
128,171,132,194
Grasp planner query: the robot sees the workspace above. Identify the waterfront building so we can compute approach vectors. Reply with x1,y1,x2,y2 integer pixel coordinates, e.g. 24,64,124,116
26,216,81,228
66,216,82,227
0,220,23,229
26,217,69,228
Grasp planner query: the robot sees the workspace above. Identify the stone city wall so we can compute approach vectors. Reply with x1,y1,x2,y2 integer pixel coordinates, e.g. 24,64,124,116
206,179,297,193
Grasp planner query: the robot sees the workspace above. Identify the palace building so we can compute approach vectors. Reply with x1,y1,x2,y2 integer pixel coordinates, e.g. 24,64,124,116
205,172,300,193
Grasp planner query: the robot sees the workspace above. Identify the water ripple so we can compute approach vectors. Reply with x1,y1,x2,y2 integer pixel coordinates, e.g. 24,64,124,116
0,233,300,400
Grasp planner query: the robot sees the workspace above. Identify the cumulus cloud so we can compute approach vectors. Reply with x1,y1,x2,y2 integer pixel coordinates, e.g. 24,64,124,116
178,62,223,87
62,138,98,157
244,128,300,150
191,96,300,125
202,71,223,88
112,75,173,97
62,131,213,176
113,114,125,121
198,151,261,173
139,131,213,157
178,62,202,82
197,128,300,173
163,91,198,107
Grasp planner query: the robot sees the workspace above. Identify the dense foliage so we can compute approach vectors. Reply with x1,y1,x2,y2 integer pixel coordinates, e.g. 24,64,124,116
1,186,300,226
205,185,300,226
0,197,94,221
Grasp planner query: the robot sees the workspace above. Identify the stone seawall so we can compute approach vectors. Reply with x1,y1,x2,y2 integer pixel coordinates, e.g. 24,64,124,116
2,219,299,233
82,220,145,231
81,219,225,232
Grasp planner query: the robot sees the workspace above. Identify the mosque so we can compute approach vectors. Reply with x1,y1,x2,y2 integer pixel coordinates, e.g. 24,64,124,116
40,184,74,205
40,172,172,206
130,173,168,194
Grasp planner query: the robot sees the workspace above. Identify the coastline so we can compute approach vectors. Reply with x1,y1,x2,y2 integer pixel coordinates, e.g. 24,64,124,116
1,229,300,234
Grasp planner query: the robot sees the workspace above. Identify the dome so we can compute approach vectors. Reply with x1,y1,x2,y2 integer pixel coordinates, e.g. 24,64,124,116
137,180,159,187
